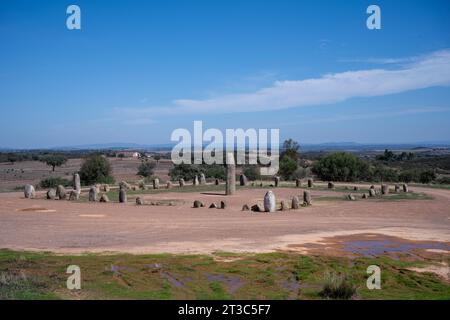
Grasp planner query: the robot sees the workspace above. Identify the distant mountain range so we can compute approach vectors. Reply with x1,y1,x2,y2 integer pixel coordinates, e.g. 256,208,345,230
1,141,450,152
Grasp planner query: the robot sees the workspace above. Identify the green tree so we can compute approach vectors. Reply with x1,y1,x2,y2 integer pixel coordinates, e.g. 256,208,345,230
279,156,298,180
137,160,156,178
242,166,261,181
79,154,114,185
40,155,68,171
281,139,300,161
313,152,369,182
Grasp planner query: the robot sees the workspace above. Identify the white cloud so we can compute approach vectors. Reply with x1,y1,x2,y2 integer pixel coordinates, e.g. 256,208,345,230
115,49,450,119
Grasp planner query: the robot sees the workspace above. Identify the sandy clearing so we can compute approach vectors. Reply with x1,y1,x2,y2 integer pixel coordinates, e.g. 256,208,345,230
0,186,449,254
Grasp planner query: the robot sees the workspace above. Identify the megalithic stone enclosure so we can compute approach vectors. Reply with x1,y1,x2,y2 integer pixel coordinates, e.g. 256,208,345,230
226,152,236,195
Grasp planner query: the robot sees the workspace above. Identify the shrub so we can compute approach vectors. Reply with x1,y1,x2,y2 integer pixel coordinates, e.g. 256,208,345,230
242,166,261,181
313,152,369,182
319,272,356,300
419,170,436,184
279,156,298,180
137,160,156,177
79,155,114,185
39,177,72,189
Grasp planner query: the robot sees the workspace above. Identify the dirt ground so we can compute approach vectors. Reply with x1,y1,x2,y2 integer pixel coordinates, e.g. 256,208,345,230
0,184,449,255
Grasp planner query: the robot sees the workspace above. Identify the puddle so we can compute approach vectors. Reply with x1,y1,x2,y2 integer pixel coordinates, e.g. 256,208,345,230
204,272,244,293
343,240,450,257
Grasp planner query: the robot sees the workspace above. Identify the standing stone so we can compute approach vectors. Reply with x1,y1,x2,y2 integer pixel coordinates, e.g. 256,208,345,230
99,194,109,202
240,174,248,186
56,185,66,200
153,178,159,189
303,190,311,206
193,200,204,208
274,176,280,187
347,194,356,201
291,196,300,209
369,188,376,197
209,203,218,209
24,184,35,199
263,191,276,212
200,173,206,185
88,186,98,202
69,190,79,201
307,178,313,188
328,182,334,189
73,173,81,193
136,197,144,205
166,181,172,189
193,175,199,186
179,178,185,187
381,184,389,195
280,201,289,211
220,201,226,209
103,184,111,192
353,186,359,191
370,185,375,190
295,179,301,188
362,193,368,199
46,188,56,200
403,184,409,193
394,184,400,193
225,153,236,195
215,179,220,185
119,189,127,203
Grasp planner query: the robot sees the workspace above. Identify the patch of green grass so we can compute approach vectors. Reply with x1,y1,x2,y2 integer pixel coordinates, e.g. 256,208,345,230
0,249,448,300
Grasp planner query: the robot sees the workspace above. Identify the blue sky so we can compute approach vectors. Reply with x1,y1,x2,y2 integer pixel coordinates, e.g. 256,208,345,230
1,0,450,148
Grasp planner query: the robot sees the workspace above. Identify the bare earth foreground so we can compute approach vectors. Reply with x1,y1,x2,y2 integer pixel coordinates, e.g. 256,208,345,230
1,185,449,256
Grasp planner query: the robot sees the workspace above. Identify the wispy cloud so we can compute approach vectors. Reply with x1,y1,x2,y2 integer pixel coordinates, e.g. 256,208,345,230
280,107,450,125
115,49,450,120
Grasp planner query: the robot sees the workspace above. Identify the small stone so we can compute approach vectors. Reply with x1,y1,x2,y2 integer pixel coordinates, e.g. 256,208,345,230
209,203,218,209
56,185,66,200
251,204,264,212
264,190,276,212
69,190,79,200
274,176,280,187
291,196,300,209
193,200,204,208
353,186,359,191
369,189,376,197
403,184,409,193
24,184,36,199
46,188,56,200
99,194,109,202
119,189,127,203
215,179,220,185
179,178,185,187
153,178,159,189
303,190,311,206
295,179,301,187
394,184,400,193
347,194,356,201
307,178,313,188
280,200,289,211
193,176,199,186
136,197,144,205
242,204,250,211
220,201,226,209
328,182,334,189
166,181,172,189
362,193,368,199
89,186,98,202
381,184,389,195
200,173,206,185
103,184,111,192
240,174,248,186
